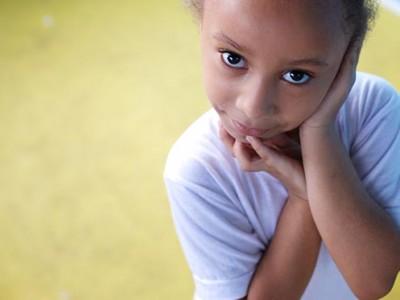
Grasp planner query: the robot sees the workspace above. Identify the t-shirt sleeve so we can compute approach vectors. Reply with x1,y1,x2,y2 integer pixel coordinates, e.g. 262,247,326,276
164,157,264,300
345,76,400,228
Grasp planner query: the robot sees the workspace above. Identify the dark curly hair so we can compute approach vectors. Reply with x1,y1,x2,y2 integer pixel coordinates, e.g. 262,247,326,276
342,0,378,42
183,0,378,43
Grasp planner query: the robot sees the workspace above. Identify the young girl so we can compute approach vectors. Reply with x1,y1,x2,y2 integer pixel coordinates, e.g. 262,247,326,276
164,0,400,299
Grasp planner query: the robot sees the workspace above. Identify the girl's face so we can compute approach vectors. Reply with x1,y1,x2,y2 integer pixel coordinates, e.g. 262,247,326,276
201,0,350,142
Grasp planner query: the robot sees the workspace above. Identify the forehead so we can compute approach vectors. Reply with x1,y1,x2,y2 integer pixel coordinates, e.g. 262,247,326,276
203,0,346,57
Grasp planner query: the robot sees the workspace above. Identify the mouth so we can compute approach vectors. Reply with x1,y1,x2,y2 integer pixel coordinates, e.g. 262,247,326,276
232,119,270,137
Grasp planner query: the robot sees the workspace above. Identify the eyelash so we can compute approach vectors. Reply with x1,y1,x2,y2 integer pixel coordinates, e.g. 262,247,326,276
218,50,247,69
218,49,314,86
281,70,313,85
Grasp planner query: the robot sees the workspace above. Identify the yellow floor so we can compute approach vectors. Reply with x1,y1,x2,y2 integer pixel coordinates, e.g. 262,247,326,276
0,1,398,299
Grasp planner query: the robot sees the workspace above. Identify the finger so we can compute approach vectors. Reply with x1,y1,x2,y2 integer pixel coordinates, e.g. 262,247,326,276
246,136,281,165
302,41,361,129
325,39,361,106
246,136,308,198
348,38,362,66
232,139,264,172
246,136,304,177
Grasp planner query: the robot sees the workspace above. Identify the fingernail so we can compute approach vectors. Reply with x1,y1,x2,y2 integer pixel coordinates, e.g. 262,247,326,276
246,136,254,143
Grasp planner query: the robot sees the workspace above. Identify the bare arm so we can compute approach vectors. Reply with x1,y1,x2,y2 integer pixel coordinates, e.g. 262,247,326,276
299,41,400,299
301,126,400,299
246,195,320,300
227,40,400,300
220,127,321,299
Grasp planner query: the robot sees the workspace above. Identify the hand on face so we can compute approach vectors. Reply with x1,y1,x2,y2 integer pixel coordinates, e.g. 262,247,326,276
217,38,360,201
300,40,362,130
219,123,307,201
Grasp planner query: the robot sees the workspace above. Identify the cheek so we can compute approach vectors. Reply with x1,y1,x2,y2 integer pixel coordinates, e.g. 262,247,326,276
280,81,333,128
298,91,325,117
202,61,235,109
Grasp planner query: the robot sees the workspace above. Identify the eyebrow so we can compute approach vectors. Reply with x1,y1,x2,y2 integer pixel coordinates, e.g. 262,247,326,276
213,32,329,67
288,58,329,67
212,32,250,53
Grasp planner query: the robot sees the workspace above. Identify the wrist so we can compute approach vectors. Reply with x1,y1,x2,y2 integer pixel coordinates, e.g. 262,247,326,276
299,123,338,141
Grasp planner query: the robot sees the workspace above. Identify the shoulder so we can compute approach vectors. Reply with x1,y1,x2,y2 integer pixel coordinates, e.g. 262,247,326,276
343,72,399,123
338,73,400,227
338,72,400,145
351,72,398,97
164,109,237,186
164,113,273,300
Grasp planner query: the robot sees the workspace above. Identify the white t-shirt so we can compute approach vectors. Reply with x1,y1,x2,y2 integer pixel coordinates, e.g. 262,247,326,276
164,72,400,300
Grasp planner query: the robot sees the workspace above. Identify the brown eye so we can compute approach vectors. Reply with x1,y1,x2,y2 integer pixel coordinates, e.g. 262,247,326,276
221,52,246,68
282,70,311,84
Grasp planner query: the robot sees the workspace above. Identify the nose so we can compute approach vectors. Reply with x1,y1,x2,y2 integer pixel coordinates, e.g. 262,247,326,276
235,75,277,119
